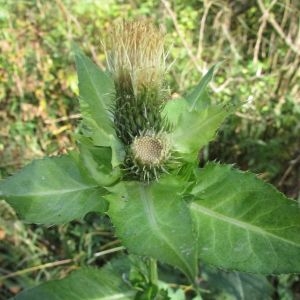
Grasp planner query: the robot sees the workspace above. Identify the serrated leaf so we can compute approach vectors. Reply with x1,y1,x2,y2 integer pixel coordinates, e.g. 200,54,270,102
164,62,219,120
75,48,114,140
14,258,135,300
0,154,107,224
201,264,273,300
164,64,230,160
106,177,197,283
170,105,228,159
78,136,121,186
190,163,300,274
186,64,219,111
74,48,124,166
162,98,188,127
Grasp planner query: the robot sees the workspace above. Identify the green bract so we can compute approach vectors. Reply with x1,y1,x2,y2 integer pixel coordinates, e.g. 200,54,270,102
1,21,300,299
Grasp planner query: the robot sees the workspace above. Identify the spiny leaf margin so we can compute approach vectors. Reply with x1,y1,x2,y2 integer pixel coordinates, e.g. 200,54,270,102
190,162,300,274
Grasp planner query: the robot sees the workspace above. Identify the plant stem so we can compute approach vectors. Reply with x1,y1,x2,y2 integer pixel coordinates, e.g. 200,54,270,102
0,258,73,282
149,258,158,285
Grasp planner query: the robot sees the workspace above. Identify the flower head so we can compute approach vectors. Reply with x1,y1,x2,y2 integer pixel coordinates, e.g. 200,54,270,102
105,20,171,182
124,130,171,182
132,135,167,166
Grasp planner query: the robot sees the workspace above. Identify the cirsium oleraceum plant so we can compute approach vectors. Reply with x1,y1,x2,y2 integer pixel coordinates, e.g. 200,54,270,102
1,20,300,299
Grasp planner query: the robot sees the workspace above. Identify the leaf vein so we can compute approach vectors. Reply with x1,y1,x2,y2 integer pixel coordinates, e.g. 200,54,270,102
191,202,300,248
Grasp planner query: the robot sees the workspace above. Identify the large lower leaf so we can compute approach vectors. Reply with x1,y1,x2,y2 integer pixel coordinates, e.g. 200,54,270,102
0,154,107,224
15,258,135,300
190,163,300,274
107,177,197,283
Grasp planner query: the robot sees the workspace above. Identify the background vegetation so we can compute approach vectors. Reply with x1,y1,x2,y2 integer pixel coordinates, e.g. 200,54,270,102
0,0,299,299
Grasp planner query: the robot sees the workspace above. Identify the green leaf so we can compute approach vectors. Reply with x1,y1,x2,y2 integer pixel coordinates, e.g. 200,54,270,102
201,264,273,300
163,65,220,133
170,105,229,159
164,64,230,160
74,48,124,166
0,154,107,224
190,163,300,274
106,176,197,283
78,136,121,186
75,48,114,141
14,258,136,300
158,281,186,300
186,64,219,111
162,98,188,127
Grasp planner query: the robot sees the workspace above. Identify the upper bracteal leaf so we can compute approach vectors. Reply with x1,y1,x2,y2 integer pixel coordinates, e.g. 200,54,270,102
14,258,135,300
78,136,121,186
75,48,113,139
0,154,107,224
164,64,230,160
190,163,300,274
186,64,219,111
106,176,198,283
162,98,188,127
74,48,124,166
169,105,229,160
162,65,219,128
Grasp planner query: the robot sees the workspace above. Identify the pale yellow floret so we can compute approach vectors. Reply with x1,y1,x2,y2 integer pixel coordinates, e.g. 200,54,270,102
131,133,170,166
105,20,166,96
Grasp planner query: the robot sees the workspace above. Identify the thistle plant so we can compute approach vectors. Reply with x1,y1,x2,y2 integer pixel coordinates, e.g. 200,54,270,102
1,20,300,299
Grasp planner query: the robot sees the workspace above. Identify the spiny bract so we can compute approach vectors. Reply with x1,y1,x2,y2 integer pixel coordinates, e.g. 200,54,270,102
105,20,171,181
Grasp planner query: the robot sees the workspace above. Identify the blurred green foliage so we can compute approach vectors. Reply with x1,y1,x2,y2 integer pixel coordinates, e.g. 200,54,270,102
0,0,299,299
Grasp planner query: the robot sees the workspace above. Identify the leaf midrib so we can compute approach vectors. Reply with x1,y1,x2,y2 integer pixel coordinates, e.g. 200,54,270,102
139,185,194,279
191,202,300,248
7,184,99,197
79,55,111,129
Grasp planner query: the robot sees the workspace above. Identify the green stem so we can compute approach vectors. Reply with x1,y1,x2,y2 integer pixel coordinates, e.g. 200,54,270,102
149,258,158,285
